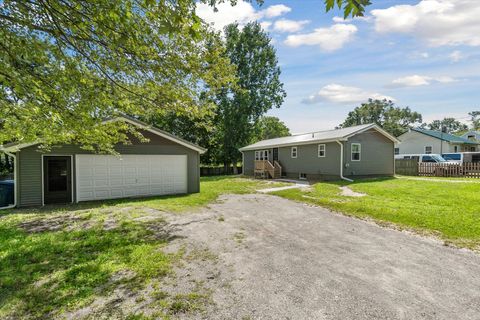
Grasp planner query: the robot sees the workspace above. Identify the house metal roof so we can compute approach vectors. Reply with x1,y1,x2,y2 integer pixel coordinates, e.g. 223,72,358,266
411,128,479,145
239,123,399,151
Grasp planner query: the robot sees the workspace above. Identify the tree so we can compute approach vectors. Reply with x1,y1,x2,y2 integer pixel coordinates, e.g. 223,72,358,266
251,116,290,143
469,111,480,130
325,0,372,18
338,99,422,137
0,0,234,152
422,118,467,134
217,22,286,170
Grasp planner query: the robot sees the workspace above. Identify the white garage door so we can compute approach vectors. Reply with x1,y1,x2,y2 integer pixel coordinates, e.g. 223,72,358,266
75,154,188,202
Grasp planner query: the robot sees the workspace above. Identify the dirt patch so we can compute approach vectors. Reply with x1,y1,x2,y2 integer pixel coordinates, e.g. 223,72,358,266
339,185,366,197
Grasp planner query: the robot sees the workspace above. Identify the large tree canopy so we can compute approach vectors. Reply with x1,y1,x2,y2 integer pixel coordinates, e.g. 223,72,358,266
0,0,234,152
469,111,480,131
217,22,286,168
422,118,468,134
338,99,422,137
0,0,370,152
251,116,290,143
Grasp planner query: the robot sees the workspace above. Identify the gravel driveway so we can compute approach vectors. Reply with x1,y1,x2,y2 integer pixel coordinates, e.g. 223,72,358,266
165,193,480,320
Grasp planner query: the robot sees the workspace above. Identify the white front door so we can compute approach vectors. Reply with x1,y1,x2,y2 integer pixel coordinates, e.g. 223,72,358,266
75,154,188,202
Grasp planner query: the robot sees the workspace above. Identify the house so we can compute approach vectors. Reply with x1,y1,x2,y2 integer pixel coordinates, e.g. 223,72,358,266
239,123,398,181
395,128,479,155
461,131,480,143
0,116,206,208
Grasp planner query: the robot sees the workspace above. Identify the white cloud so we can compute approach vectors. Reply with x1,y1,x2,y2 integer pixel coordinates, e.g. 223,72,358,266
391,75,457,87
284,24,357,51
449,50,464,62
196,1,291,32
371,0,480,47
302,84,394,104
333,16,350,23
273,19,310,33
260,21,272,31
263,4,291,18
420,52,430,58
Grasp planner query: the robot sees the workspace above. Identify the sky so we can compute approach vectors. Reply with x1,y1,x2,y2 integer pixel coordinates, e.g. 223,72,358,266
196,0,480,134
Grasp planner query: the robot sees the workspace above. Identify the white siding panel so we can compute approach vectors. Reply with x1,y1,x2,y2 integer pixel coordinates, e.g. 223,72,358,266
76,154,188,202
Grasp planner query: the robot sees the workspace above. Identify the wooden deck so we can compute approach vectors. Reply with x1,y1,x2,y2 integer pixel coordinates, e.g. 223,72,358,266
254,160,282,179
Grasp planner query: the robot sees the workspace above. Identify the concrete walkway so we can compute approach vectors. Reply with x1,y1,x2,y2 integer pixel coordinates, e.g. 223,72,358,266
257,179,310,193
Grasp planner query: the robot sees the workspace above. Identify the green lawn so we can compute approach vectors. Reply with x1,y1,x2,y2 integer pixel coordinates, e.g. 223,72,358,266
271,177,480,249
0,176,284,319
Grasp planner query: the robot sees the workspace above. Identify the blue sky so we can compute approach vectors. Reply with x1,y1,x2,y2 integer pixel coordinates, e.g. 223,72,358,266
197,0,480,133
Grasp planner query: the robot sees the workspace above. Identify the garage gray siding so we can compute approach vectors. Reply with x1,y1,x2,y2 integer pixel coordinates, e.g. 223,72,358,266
343,129,394,177
17,130,200,207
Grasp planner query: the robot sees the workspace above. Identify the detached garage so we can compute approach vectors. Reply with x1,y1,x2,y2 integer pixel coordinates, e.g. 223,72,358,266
0,116,206,208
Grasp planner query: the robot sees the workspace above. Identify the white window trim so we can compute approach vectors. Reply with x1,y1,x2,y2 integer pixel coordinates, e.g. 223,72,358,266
351,143,361,161
255,150,269,161
299,173,307,180
291,146,297,158
424,146,432,154
394,147,400,155
318,144,326,158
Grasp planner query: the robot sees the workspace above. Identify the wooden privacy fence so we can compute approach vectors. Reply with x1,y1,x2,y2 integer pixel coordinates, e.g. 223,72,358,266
418,163,480,178
200,166,243,176
395,159,419,176
395,159,480,178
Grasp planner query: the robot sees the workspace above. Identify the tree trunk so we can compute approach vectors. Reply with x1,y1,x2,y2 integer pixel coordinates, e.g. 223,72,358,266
233,163,238,174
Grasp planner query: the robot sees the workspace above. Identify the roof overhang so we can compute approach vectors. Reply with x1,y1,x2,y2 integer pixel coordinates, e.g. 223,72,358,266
239,123,400,152
0,116,207,154
239,138,348,152
345,124,400,144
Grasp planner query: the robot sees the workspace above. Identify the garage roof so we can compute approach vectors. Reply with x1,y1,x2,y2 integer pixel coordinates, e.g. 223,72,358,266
239,123,399,151
0,116,207,154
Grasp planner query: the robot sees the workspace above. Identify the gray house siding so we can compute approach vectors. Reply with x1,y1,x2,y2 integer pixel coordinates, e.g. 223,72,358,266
17,130,200,207
343,129,394,177
277,142,341,180
242,128,394,180
243,150,255,176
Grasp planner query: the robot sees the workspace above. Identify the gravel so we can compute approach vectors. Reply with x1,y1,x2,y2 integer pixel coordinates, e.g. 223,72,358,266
165,193,480,320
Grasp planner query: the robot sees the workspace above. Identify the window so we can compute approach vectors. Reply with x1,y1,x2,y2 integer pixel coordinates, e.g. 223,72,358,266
255,150,269,160
318,144,326,157
454,146,458,153
424,146,432,154
394,148,399,155
422,156,436,163
351,143,361,161
299,173,307,180
468,135,475,141
291,146,297,158
471,147,476,152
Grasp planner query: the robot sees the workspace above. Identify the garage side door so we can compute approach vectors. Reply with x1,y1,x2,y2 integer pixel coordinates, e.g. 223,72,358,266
76,154,188,202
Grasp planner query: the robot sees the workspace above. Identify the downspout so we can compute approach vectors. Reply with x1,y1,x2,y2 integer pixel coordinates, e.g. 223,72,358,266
0,151,17,210
336,140,354,182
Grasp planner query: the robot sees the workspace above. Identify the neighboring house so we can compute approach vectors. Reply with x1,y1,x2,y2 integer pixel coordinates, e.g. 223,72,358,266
461,131,480,142
396,128,479,155
239,123,398,181
0,116,206,208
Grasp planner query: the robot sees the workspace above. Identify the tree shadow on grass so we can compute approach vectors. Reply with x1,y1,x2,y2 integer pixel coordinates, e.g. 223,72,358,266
0,216,179,319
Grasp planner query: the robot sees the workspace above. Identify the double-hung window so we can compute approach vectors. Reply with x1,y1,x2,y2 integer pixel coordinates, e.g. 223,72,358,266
318,144,326,157
424,146,432,154
291,146,297,158
351,143,361,161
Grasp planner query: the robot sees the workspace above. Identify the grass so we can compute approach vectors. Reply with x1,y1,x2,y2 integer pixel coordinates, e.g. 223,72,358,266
271,177,480,249
0,176,285,318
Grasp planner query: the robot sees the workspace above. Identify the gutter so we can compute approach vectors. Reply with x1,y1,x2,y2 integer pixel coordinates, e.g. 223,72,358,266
336,140,353,182
0,151,17,210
